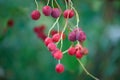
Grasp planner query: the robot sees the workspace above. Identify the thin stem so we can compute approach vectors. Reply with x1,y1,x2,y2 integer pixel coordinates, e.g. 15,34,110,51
52,0,54,8
57,22,60,33
77,59,99,80
48,17,60,37
47,0,50,5
34,0,39,10
70,0,79,28
54,0,62,13
64,0,68,9
60,19,68,50
63,50,68,54
58,60,61,64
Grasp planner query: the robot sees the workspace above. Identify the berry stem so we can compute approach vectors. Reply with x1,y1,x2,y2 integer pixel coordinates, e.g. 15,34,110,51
57,22,60,33
77,59,99,80
34,0,39,10
54,0,62,13
60,19,68,50
64,0,68,9
70,0,79,28
48,17,60,37
58,60,61,64
63,50,68,54
52,0,54,8
47,0,50,6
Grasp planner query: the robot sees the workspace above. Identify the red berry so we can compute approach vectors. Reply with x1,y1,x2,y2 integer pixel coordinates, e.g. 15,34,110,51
34,25,46,33
53,50,63,60
55,64,64,73
50,30,58,36
52,33,61,42
76,50,83,59
68,31,76,42
37,32,47,41
51,8,61,18
42,6,52,16
59,32,66,40
51,48,59,56
31,10,41,20
68,47,76,55
83,47,88,55
47,42,57,51
7,19,14,27
44,37,53,46
76,30,86,42
63,9,74,18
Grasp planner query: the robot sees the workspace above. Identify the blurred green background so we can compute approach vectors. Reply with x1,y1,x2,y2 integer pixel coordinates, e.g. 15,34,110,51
0,0,120,80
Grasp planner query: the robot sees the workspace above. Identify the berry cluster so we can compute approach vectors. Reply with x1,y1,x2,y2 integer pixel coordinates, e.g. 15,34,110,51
31,0,99,79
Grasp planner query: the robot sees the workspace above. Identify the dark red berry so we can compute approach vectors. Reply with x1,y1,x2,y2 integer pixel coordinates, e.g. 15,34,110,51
47,42,57,51
34,25,46,33
68,31,76,42
76,50,83,59
68,47,76,55
76,30,86,42
52,33,61,42
63,9,74,18
55,64,64,73
53,50,63,60
37,32,47,41
51,8,61,18
50,30,58,36
42,6,52,16
44,37,53,46
31,10,41,20
7,19,14,27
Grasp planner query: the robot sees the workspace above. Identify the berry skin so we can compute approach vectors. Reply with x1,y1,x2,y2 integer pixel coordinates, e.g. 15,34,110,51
44,37,53,46
68,31,76,42
52,33,61,42
53,50,63,60
34,25,46,33
7,19,14,27
47,42,57,51
31,10,41,20
42,6,52,16
76,50,83,59
63,9,74,18
68,47,76,55
50,30,58,36
83,47,88,55
76,31,86,42
51,8,61,18
37,32,47,41
55,64,64,73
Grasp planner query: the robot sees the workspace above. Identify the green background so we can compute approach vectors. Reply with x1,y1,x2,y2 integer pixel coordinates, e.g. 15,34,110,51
0,0,120,80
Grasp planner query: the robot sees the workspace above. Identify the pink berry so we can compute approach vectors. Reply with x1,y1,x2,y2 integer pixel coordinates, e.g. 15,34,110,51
76,50,83,59
42,6,52,16
83,47,88,55
76,30,86,42
51,8,61,18
63,9,74,18
53,50,63,60
51,48,59,56
44,37,53,46
31,10,41,20
68,31,76,42
52,33,61,42
7,19,14,27
68,47,76,55
47,42,57,51
55,64,64,73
